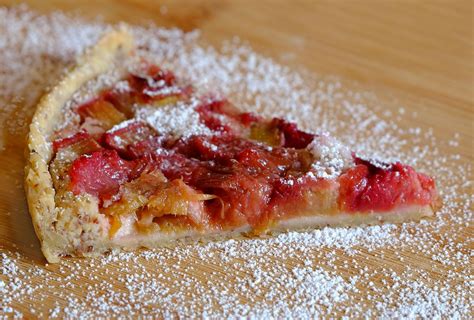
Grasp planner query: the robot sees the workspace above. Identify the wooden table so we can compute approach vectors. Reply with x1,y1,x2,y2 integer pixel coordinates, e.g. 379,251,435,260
0,0,472,317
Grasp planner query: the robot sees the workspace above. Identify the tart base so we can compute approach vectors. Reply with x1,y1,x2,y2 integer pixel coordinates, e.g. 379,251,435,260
89,205,434,259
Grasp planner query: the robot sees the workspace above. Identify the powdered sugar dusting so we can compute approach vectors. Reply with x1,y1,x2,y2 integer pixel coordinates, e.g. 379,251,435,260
0,6,472,319
136,98,212,138
308,133,353,179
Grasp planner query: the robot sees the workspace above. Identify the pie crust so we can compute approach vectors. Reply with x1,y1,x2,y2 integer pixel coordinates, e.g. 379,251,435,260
25,28,134,262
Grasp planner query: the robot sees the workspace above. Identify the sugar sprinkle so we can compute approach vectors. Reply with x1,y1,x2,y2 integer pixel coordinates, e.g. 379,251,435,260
0,6,472,319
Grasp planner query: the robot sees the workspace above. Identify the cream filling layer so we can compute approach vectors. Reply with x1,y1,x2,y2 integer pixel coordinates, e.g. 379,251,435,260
109,205,434,249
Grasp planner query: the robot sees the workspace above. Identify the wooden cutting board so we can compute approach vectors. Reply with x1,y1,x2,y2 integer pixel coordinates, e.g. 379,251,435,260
0,0,472,317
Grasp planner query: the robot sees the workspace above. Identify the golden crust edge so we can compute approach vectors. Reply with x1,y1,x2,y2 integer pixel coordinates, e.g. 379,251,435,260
24,27,134,263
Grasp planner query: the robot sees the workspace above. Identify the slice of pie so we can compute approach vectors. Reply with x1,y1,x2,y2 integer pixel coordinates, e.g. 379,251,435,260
25,28,440,263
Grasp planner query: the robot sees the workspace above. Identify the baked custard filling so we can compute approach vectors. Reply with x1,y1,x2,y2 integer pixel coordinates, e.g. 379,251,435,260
49,64,439,241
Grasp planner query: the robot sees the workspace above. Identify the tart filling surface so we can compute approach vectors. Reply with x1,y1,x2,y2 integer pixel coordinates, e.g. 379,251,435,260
52,64,438,237
25,30,440,262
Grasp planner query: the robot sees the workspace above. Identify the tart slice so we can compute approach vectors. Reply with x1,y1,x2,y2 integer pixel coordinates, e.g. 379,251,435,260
25,29,440,263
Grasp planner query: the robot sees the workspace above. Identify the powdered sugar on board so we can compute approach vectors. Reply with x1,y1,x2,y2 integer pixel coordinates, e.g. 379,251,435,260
0,6,472,319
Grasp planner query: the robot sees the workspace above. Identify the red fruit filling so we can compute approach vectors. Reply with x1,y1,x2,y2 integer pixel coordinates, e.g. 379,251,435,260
195,169,273,227
52,64,438,231
53,131,91,152
196,99,245,133
69,149,144,201
127,65,191,103
77,98,126,131
102,121,161,159
338,158,437,212
52,131,102,157
166,135,314,227
239,112,262,126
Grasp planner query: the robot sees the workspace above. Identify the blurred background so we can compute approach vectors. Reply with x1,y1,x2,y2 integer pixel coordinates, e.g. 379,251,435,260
0,0,471,111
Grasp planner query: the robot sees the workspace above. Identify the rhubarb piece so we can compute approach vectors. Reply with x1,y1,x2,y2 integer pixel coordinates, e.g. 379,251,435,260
196,99,243,133
69,149,141,200
77,98,126,131
273,118,314,149
339,158,438,212
128,65,191,104
52,131,100,154
145,179,214,226
103,121,160,158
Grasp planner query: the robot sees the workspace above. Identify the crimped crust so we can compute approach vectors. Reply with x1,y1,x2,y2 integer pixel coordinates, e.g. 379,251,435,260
24,28,134,263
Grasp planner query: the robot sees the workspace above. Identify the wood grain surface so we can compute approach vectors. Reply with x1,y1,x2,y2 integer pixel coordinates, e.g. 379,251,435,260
0,0,472,317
